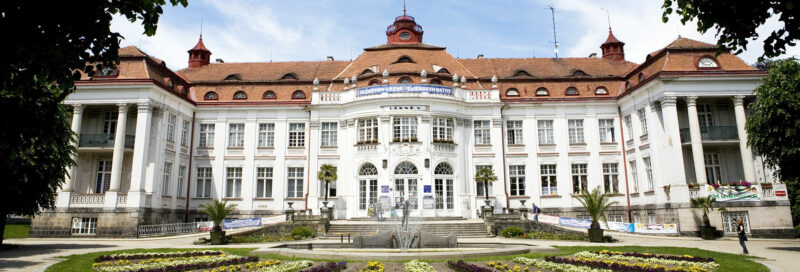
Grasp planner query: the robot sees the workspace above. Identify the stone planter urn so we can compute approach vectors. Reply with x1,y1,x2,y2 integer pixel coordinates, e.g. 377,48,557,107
287,202,294,209
210,230,226,245
322,201,329,208
699,226,717,240
483,199,492,207
588,228,604,243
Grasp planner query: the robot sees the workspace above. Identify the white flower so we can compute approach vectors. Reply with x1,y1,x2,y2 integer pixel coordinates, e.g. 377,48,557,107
404,260,435,272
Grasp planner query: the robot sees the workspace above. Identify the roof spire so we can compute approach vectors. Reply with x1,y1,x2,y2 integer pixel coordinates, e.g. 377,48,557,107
200,17,203,38
606,9,611,33
403,0,406,16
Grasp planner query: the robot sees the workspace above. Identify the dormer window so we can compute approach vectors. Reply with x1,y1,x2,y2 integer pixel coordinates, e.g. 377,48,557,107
595,86,608,95
263,90,276,99
181,86,189,95
292,90,306,99
361,69,375,75
280,73,299,80
638,72,646,82
535,87,549,96
506,88,520,97
98,65,118,77
565,87,579,96
233,90,247,100
698,57,719,68
399,32,411,40
398,76,412,84
203,91,218,100
572,70,588,77
430,78,442,85
625,81,631,89
512,70,533,77
224,74,241,81
368,79,380,86
395,56,414,63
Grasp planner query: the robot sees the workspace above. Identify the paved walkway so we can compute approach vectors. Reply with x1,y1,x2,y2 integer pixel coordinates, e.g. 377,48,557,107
1,232,798,272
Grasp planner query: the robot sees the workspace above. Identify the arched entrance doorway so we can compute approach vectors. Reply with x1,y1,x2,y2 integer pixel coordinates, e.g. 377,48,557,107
393,161,419,211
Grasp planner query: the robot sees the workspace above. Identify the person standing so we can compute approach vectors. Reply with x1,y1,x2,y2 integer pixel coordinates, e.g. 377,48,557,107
376,201,383,222
737,218,749,254
531,202,541,223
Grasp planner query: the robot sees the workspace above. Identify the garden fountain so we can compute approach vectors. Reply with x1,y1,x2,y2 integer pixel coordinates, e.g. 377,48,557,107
392,200,418,252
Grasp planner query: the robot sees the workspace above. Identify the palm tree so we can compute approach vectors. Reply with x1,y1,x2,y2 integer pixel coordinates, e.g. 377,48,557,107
690,196,726,227
572,187,618,242
474,167,498,202
199,199,237,245
317,164,338,204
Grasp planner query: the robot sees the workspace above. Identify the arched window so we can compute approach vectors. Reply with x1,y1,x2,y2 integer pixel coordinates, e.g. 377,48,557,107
233,90,247,100
535,87,549,96
399,32,411,40
625,81,631,89
513,70,533,77
430,78,442,85
565,87,579,96
698,57,719,68
434,163,453,175
359,163,378,176
280,73,299,80
506,88,520,96
180,86,189,95
638,72,646,82
572,70,588,76
361,69,375,75
291,90,306,99
436,68,450,74
396,56,414,63
224,74,241,81
398,76,412,84
595,86,608,95
204,91,218,100
394,162,418,175
263,90,276,99
368,79,380,86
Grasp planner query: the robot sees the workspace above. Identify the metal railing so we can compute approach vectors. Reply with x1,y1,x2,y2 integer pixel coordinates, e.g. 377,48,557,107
79,134,135,148
679,126,738,143
137,222,201,237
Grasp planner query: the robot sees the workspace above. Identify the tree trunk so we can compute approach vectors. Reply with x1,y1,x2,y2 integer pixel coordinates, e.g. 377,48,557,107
0,210,6,245
324,181,329,202
483,182,489,201
702,212,710,227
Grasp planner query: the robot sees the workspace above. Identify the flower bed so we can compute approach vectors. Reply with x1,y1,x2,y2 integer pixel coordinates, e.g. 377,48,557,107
485,261,530,272
404,260,434,272
93,254,258,272
544,256,712,272
359,261,385,272
584,251,717,270
522,231,586,241
447,260,493,272
300,262,347,272
94,250,224,262
593,250,714,263
513,257,611,272
256,260,314,272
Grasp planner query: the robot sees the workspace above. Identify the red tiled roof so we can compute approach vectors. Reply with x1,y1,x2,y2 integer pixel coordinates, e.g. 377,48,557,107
602,30,623,45
189,36,210,52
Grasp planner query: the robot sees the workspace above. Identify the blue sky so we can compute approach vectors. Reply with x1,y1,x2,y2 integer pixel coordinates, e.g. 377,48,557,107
112,0,799,70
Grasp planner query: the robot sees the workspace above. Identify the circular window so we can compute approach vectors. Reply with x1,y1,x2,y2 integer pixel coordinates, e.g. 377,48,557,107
506,88,520,96
399,32,411,40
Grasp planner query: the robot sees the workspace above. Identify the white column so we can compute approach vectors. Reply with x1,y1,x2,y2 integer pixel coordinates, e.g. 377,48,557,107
127,102,152,207
686,96,707,184
659,97,685,184
57,104,84,208
109,104,129,192
733,96,756,182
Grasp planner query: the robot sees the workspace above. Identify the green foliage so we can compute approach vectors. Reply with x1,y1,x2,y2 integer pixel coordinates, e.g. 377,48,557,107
230,233,299,243
474,167,498,200
290,226,314,239
571,188,619,229
199,199,237,231
317,164,338,202
500,227,525,238
662,0,799,60
690,196,726,227
745,58,800,235
3,223,30,239
45,248,256,272
522,232,586,241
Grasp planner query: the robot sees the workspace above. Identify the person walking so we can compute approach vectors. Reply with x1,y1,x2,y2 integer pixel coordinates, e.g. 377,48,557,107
737,218,749,254
531,202,541,223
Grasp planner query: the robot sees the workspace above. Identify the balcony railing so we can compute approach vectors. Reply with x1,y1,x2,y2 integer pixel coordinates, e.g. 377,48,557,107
679,126,738,143
79,134,135,148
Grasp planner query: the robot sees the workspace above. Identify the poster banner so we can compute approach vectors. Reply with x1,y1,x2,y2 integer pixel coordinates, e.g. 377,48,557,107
260,215,285,226
196,221,214,232
533,214,560,225
559,217,593,229
357,85,453,96
223,218,262,229
706,185,760,202
634,223,679,234
603,222,635,232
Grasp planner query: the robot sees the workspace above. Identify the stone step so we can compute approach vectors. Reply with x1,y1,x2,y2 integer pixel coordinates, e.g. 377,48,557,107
325,221,490,237
346,216,466,221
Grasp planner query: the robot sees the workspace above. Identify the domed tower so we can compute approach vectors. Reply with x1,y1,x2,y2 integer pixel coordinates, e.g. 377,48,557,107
386,6,423,44
600,28,625,61
187,35,212,68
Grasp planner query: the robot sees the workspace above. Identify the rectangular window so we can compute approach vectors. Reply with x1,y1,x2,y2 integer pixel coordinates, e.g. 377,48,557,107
258,123,275,147
432,117,454,142
320,177,337,198
475,165,493,196
643,157,654,191
537,120,554,144
722,211,750,234
228,123,245,147
603,163,619,194
598,119,616,143
256,167,273,198
225,167,242,198
704,153,722,184
288,123,306,147
95,160,112,194
474,120,491,145
196,167,212,198
71,217,97,235
568,119,585,144
358,119,379,142
624,115,633,140
506,120,523,145
608,214,624,223
177,165,186,197
571,164,588,193
320,122,338,147
166,114,176,142
180,120,190,146
541,165,558,195
393,117,418,141
629,160,639,193
162,162,172,196
287,167,304,198
509,165,526,196
103,112,118,135
698,104,714,127
199,124,215,148
638,108,648,136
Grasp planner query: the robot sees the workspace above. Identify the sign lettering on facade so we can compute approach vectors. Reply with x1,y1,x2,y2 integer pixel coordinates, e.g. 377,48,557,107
385,105,428,111
357,84,453,97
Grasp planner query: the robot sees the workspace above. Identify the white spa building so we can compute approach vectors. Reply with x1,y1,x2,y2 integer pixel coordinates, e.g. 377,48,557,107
30,12,794,238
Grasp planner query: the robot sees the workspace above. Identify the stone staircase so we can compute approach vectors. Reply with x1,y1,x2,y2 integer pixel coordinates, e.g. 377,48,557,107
324,219,492,238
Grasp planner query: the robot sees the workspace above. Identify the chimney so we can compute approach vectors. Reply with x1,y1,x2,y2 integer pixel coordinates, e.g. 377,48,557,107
588,53,597,58
327,56,335,61
215,58,224,63
477,54,484,59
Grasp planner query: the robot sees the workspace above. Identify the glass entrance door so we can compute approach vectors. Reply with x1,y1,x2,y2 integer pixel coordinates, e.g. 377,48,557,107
394,178,418,209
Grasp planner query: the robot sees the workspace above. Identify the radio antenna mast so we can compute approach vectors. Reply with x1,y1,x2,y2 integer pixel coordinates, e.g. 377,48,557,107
549,6,559,58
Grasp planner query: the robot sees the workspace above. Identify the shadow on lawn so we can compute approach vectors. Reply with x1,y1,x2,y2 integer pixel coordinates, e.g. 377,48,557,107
0,243,114,259
766,246,800,252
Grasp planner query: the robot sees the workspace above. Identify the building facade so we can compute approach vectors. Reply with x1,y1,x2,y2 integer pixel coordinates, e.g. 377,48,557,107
30,13,794,238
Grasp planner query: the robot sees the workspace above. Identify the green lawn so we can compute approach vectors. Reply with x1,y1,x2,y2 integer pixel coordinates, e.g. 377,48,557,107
3,223,30,239
44,245,766,272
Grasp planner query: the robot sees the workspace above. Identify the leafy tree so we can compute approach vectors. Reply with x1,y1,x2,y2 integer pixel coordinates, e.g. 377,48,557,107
199,199,237,232
572,188,618,230
0,0,188,245
690,196,726,227
662,0,799,60
317,164,337,203
745,58,800,234
474,167,498,202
